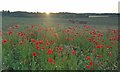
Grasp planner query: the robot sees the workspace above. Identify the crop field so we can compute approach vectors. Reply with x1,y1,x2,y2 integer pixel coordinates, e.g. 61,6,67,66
1,15,119,70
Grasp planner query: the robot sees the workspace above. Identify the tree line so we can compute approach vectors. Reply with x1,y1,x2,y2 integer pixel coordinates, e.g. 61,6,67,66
1,10,118,18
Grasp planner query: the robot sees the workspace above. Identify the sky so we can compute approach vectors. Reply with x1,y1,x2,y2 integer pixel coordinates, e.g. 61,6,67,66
0,0,119,13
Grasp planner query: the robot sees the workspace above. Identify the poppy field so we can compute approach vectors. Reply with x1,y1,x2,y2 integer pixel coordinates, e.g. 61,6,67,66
2,16,119,70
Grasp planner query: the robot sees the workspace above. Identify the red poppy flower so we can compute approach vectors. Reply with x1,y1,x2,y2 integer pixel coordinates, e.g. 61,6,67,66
97,54,102,58
0,31,2,36
86,65,90,69
98,33,103,37
108,52,112,56
32,52,37,57
18,32,21,36
53,61,56,64
48,58,53,63
35,41,39,45
53,33,57,37
106,45,112,48
93,40,98,45
102,40,104,42
31,25,35,28
89,61,93,66
91,30,96,35
92,35,96,38
96,44,103,49
97,37,100,40
92,49,96,53
111,42,115,44
36,45,40,50
20,41,23,45
84,25,91,29
109,37,113,41
3,39,7,44
8,31,12,36
87,38,92,41
59,46,63,51
48,49,53,55
39,40,43,44
46,42,50,46
74,34,77,36
50,40,54,43
42,47,45,50
66,29,69,32
15,25,19,28
72,50,76,55
86,56,91,60
31,39,36,43
95,42,98,45
115,36,119,40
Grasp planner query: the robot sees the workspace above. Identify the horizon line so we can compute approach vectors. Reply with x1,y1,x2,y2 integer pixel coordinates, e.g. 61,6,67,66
0,10,119,14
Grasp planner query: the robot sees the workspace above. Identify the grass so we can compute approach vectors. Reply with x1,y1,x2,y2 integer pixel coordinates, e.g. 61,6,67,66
2,16,119,70
0,13,2,71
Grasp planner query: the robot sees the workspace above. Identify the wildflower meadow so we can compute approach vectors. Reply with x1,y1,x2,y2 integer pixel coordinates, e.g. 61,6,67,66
1,14,119,70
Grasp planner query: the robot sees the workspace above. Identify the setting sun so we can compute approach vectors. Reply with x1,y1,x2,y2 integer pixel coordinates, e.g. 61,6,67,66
46,12,50,15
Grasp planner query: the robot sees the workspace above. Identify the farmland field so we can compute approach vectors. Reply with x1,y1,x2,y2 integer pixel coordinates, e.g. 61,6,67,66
1,14,119,70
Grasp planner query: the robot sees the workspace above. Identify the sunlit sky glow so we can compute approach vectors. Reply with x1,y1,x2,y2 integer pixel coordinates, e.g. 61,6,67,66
0,0,119,13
